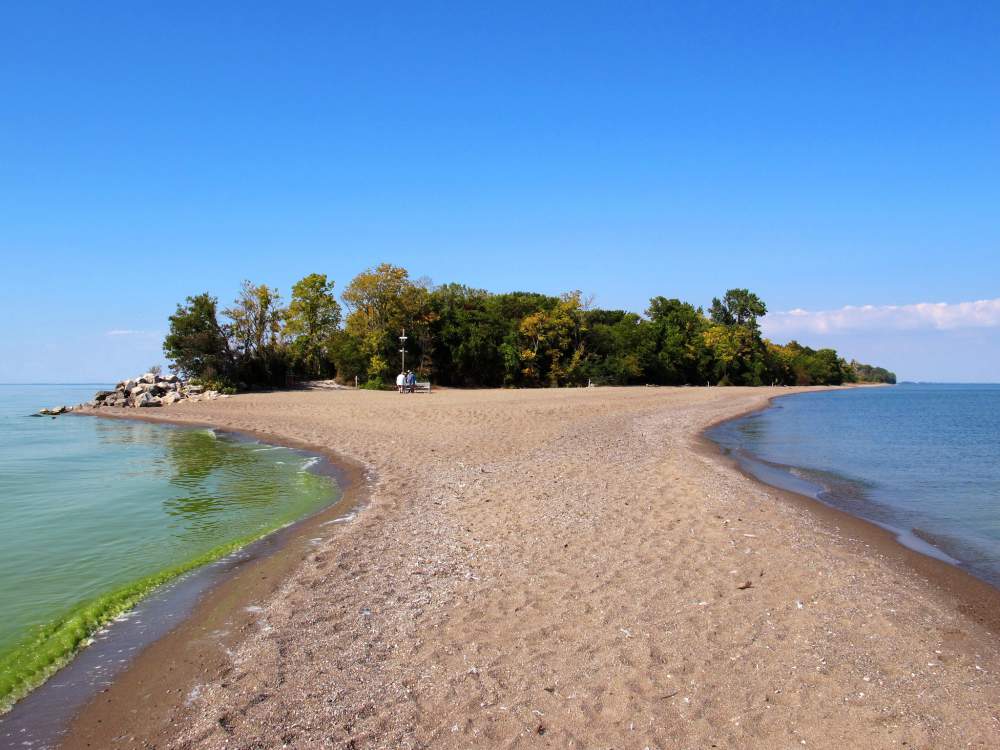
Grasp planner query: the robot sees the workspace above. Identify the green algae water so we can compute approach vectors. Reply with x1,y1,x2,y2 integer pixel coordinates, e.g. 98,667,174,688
0,385,340,712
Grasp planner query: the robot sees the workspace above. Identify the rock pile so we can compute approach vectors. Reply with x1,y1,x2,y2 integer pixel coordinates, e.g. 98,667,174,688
36,374,227,415
37,405,70,415
89,372,223,409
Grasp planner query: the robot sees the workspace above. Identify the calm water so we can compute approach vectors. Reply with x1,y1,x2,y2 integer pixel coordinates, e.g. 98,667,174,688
0,384,339,709
709,383,1000,587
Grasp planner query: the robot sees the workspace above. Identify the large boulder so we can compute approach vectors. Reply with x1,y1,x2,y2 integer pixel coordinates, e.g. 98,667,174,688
163,373,179,383
133,392,161,407
161,391,183,406
140,372,157,385
185,384,205,395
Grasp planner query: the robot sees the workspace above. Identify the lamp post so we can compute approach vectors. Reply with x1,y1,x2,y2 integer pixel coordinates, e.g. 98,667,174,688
399,329,408,375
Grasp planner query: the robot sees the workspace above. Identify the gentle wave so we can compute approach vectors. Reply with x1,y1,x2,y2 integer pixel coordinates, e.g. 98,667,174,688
709,384,1000,588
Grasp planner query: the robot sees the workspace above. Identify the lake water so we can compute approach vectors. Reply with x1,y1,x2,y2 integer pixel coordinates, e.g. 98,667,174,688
709,383,1000,588
0,384,340,713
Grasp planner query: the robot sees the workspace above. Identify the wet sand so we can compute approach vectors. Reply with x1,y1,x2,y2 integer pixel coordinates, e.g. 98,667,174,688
62,386,1000,748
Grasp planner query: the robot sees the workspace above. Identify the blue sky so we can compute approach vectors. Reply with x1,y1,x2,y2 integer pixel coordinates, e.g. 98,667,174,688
2,2,998,382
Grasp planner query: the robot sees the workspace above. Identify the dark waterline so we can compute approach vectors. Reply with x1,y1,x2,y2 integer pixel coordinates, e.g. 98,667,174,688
708,384,1000,589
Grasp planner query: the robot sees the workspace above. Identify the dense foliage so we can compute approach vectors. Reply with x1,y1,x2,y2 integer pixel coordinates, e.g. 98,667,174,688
163,265,896,389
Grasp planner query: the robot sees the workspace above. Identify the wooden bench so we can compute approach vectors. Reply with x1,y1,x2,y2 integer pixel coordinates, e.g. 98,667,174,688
412,381,431,393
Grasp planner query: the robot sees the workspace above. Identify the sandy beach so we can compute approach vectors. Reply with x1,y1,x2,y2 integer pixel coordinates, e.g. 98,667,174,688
62,386,1000,749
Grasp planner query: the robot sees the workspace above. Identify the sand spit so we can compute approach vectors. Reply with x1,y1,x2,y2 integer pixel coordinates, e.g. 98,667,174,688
64,386,1000,749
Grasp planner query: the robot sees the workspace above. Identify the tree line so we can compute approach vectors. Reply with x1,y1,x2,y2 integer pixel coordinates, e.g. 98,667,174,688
163,263,896,390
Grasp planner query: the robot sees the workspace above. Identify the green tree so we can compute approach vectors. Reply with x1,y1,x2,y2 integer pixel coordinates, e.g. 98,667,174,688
284,273,342,379
327,330,367,384
645,297,709,385
163,293,233,383
851,360,897,384
703,289,769,384
709,289,767,331
493,291,561,386
805,348,845,385
224,282,285,360
342,263,430,383
223,281,286,385
580,310,651,385
427,284,508,386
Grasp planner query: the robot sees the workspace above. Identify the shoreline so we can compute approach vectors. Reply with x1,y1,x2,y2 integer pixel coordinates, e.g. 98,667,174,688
62,409,371,750
32,386,1000,747
0,414,369,750
694,390,1000,637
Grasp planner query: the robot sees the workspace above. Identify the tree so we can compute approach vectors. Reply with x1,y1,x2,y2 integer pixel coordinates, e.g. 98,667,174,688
703,289,770,384
763,341,796,384
703,323,742,384
327,330,367,384
160,275,895,391
223,281,286,385
851,360,897,384
342,264,430,382
427,284,508,387
645,297,709,385
163,294,232,383
518,292,587,386
284,273,342,379
224,282,285,360
806,348,846,385
579,310,650,385
709,289,767,331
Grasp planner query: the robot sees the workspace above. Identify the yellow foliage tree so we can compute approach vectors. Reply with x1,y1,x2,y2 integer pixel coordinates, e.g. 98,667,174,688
518,292,587,386
342,264,430,382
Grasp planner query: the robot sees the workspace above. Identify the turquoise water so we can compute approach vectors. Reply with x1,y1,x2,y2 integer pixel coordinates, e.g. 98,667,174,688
0,384,339,709
709,384,1000,587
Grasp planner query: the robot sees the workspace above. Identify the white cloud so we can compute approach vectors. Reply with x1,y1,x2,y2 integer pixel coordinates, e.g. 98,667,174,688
762,297,1000,336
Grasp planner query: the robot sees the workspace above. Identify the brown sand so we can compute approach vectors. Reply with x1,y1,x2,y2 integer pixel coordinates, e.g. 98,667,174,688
62,386,1000,748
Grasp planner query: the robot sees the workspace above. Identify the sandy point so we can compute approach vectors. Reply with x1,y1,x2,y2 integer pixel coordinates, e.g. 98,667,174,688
62,385,1000,749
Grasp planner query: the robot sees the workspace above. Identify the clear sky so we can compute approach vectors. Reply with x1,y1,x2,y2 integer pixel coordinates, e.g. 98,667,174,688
2,2,998,382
